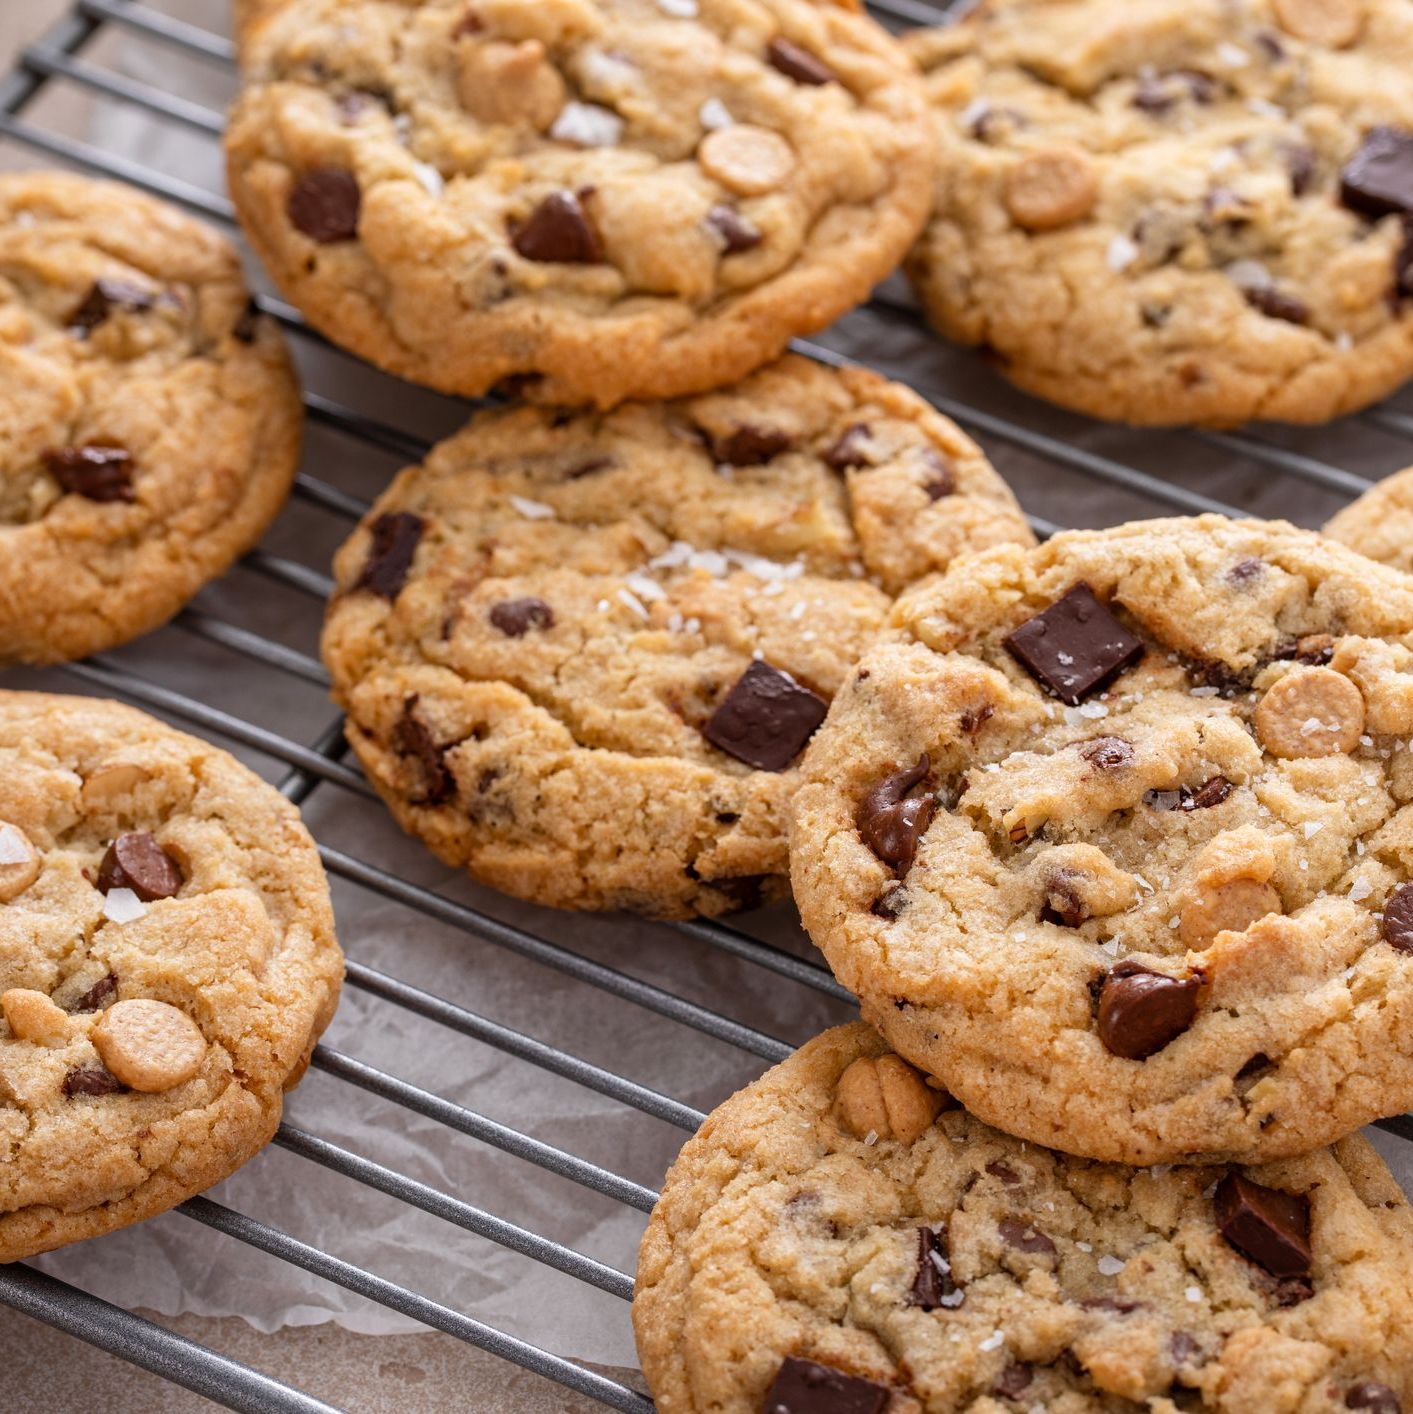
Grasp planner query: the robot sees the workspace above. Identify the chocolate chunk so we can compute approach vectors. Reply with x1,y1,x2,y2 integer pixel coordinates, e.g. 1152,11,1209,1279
62,1063,126,1097
393,697,455,807
766,37,835,86
712,874,771,912
998,1217,1055,1255
823,423,872,471
856,755,935,874
1004,584,1143,704
356,511,424,599
920,448,955,500
43,444,134,503
1097,960,1200,1060
1383,883,1413,953
910,1226,963,1310
489,597,554,637
1079,1296,1143,1314
1133,68,1216,113
761,1357,888,1414
960,703,994,735
1078,736,1133,770
1214,1173,1312,1280
67,278,154,335
1041,872,1088,927
871,883,907,919
985,1159,1021,1185
1343,128,1413,218
288,167,362,242
1283,143,1317,197
511,190,604,263
710,424,791,466
96,832,183,902
1243,284,1309,325
994,1364,1033,1400
705,203,763,253
703,660,827,771
1146,775,1234,812
71,973,117,1013
1347,1383,1402,1413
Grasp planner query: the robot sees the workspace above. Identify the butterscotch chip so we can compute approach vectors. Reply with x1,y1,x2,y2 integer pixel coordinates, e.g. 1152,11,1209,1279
1180,878,1282,948
1254,666,1365,758
0,822,40,902
455,39,565,128
2,989,74,1047
698,126,797,197
1003,148,1097,231
92,999,207,1093
1273,0,1363,47
836,1052,944,1143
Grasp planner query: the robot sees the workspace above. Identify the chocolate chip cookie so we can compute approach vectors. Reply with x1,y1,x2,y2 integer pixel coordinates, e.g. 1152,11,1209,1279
793,515,1413,1163
1325,467,1413,574
634,1022,1413,1413
906,0,1413,427
225,0,935,407
320,355,1033,917
0,171,303,665
0,690,342,1259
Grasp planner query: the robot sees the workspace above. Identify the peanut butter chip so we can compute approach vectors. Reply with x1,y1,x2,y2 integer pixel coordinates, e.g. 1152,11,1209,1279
1254,666,1365,758
1180,878,1282,948
2,989,73,1047
836,1053,945,1144
1004,148,1098,231
698,126,796,197
1272,0,1363,47
0,822,41,903
92,999,206,1092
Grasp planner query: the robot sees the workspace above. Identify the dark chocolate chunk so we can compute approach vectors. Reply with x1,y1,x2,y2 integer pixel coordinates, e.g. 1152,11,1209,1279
489,597,555,637
1285,633,1335,665
1003,584,1143,704
710,424,791,466
1341,127,1413,218
910,1226,963,1310
994,1364,1033,1400
705,203,763,254
356,511,424,599
67,278,154,335
71,973,118,1013
766,37,835,86
823,423,872,471
393,697,455,807
62,1063,126,1097
1097,960,1200,1060
1214,1173,1312,1280
870,883,907,919
511,190,604,263
1243,284,1310,325
984,1159,1021,1185
920,448,955,500
998,1217,1055,1255
43,444,134,503
1346,1383,1402,1413
761,1357,889,1414
96,832,183,902
1078,736,1133,771
1145,775,1234,813
1382,882,1413,953
712,874,771,912
703,660,827,771
1132,68,1216,113
856,755,935,874
288,167,362,242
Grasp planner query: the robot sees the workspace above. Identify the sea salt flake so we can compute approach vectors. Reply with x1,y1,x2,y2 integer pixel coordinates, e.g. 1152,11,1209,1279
659,0,697,13
1075,1241,1093,1253
1107,233,1138,272
625,572,666,602
1303,821,1324,838
1218,41,1250,66
1097,1255,1125,1276
978,1331,1004,1352
1185,1285,1202,1303
0,826,29,865
616,588,650,620
102,888,147,924
864,1129,879,1147
509,495,555,520
699,97,732,130
1189,686,1220,697
1349,878,1373,902
411,161,443,197
1247,97,1283,117
551,102,624,148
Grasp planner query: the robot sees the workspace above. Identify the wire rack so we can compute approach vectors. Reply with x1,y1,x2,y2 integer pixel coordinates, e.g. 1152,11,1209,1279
3,0,1413,1409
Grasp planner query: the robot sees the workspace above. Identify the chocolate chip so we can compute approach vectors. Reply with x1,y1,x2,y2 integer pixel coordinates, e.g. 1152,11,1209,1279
96,832,183,902
1078,736,1133,770
62,1063,126,1097
704,203,763,253
1237,1052,1273,1080
960,703,994,735
1341,128,1413,218
921,449,955,500
393,696,455,807
703,660,827,771
1169,1331,1200,1366
43,444,134,503
1145,775,1233,812
233,299,262,343
823,423,872,471
856,755,935,874
67,278,154,335
761,1357,889,1414
511,190,604,263
1244,284,1310,325
1003,584,1144,705
1041,872,1087,927
985,1159,1021,1185
1254,28,1287,60
489,597,554,637
356,511,424,599
1346,1382,1402,1413
71,973,117,1013
1097,960,1200,1060
910,1226,963,1311
288,167,361,242
1214,1173,1311,1280
1079,1296,1143,1314
711,874,772,912
1227,556,1265,584
871,883,907,919
1283,143,1318,197
998,1217,1055,1255
1133,68,1216,112
1383,883,1413,953
766,37,835,86
994,1364,1033,1400
710,425,791,465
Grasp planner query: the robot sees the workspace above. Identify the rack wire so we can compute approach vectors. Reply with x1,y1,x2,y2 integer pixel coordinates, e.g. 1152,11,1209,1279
2,0,1412,1409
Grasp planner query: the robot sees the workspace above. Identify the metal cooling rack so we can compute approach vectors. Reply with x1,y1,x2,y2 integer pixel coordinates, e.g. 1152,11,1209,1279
3,0,1413,1408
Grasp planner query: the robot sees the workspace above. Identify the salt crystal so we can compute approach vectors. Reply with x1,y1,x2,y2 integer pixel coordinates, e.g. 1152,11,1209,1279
1246,97,1282,118
0,825,30,865
864,1129,878,1147
978,1331,1004,1352
1218,41,1250,66
411,161,443,197
699,97,732,130
1349,878,1373,902
1303,821,1323,838
659,0,697,13
1107,233,1138,273
509,495,555,520
1185,1285,1202,1303
1189,686,1220,697
1075,1241,1093,1253
625,572,666,602
616,588,650,620
551,102,624,148
102,888,147,924
1097,1255,1125,1276
789,601,807,621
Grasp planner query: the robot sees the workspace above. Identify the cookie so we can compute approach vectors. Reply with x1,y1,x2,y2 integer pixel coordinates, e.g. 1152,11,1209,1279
793,515,1413,1164
225,0,935,407
320,355,1034,917
0,691,342,1260
1325,467,1413,574
634,1022,1413,1413
0,171,302,666
906,0,1413,427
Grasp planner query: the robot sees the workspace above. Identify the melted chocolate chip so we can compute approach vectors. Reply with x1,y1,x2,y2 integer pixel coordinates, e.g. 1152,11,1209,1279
1097,960,1200,1060
871,883,907,919
823,423,872,471
705,204,763,253
96,832,183,902
960,703,994,736
1144,775,1232,812
71,973,117,1013
1214,1173,1312,1280
856,755,935,874
702,660,827,771
1383,883,1413,953
1342,128,1413,218
910,1226,963,1311
67,278,154,335
288,167,362,242
920,448,955,499
489,597,555,637
43,444,134,503
1244,284,1310,325
761,1357,889,1414
511,190,604,263
1004,583,1144,705
1079,1296,1143,1314
710,425,791,466
393,696,455,807
62,1063,126,1097
766,37,835,86
994,1364,1033,1400
985,1159,1021,1185
356,511,424,599
1041,872,1088,927
998,1217,1056,1255
1346,1382,1403,1413
1078,736,1133,770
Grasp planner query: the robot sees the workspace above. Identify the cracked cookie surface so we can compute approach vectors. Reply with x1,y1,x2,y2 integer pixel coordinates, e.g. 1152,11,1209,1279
906,0,1413,427
320,355,1033,917
792,516,1413,1163
0,691,342,1260
225,0,935,407
0,171,302,665
634,1022,1413,1413
1325,466,1413,574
